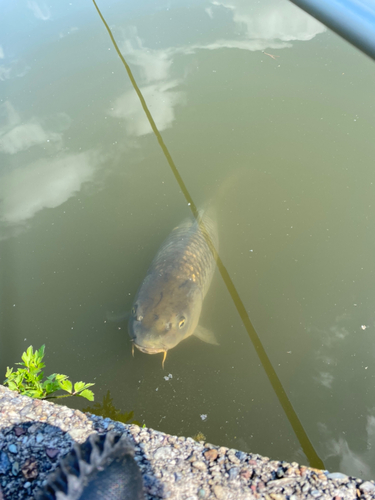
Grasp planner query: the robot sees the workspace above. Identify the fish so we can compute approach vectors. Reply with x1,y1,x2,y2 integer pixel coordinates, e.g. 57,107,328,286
128,210,219,368
37,432,144,500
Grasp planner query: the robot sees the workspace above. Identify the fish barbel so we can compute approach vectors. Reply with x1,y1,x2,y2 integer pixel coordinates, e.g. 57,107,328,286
128,211,219,367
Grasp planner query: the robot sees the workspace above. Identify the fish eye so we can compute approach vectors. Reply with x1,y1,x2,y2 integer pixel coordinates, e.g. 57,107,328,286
131,305,137,316
179,317,186,328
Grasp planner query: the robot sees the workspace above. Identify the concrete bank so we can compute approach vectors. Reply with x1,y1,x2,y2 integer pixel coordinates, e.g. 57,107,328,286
0,385,374,500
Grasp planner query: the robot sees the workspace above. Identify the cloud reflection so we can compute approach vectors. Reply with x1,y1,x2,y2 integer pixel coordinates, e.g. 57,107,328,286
110,81,185,137
211,0,325,42
111,0,325,137
0,151,99,224
0,102,100,230
0,102,71,154
109,33,186,136
27,1,51,21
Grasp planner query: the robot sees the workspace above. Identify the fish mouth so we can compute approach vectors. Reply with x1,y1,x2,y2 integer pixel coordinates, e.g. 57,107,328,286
132,343,166,355
132,342,168,369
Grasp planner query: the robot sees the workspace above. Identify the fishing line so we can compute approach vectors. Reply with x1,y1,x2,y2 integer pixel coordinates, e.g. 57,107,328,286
92,0,324,469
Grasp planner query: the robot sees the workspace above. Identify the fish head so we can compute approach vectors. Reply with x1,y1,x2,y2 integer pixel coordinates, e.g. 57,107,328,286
128,276,203,354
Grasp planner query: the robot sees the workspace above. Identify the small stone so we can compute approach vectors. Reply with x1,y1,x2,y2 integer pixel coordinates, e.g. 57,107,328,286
23,482,31,488
270,495,286,500
228,454,240,464
235,451,247,461
192,461,206,471
22,457,38,480
198,489,206,498
12,462,19,475
0,452,11,474
229,467,239,480
268,478,295,487
310,490,321,497
8,444,17,454
213,485,225,499
69,428,84,440
327,472,348,480
46,448,59,459
154,446,173,460
240,469,251,480
14,427,25,437
276,467,284,478
28,424,39,434
36,433,44,444
360,481,375,492
204,449,218,461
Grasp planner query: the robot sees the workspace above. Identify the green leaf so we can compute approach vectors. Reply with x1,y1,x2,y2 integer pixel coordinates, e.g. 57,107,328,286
73,381,85,394
8,381,18,391
59,379,73,393
78,389,94,401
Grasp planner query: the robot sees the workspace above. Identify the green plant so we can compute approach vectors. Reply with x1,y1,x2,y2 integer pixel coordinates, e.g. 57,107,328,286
3,345,94,401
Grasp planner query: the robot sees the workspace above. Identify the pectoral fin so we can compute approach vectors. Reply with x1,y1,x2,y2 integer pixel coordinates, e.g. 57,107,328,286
193,326,219,345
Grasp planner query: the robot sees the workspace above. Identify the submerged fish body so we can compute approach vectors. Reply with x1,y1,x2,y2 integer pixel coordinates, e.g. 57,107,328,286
128,211,218,363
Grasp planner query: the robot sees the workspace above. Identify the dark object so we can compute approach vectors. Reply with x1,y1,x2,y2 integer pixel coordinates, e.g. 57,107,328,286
37,432,144,500
289,0,375,61
22,457,39,480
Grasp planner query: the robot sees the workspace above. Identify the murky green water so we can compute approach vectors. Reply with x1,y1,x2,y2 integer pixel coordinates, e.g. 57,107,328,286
2,0,375,479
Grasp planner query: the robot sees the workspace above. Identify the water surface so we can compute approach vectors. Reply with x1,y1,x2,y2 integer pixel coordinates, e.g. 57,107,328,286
1,0,375,479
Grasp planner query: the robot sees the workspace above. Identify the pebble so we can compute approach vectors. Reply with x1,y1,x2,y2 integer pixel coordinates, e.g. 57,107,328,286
360,481,375,492
327,472,348,480
12,462,19,475
0,452,11,474
212,485,225,499
8,444,17,454
192,461,206,471
204,449,218,461
229,467,239,480
154,446,174,460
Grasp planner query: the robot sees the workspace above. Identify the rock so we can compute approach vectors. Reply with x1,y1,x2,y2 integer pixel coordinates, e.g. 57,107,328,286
8,444,17,454
36,433,44,444
229,467,239,480
360,481,375,492
12,462,19,475
154,446,173,460
269,494,286,500
240,469,251,480
212,485,225,499
235,451,247,461
204,449,218,462
310,490,321,497
0,452,11,474
192,461,206,471
14,427,25,437
327,472,348,480
21,457,38,480
45,448,59,459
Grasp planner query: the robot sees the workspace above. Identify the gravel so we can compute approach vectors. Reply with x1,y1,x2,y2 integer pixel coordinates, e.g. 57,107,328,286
0,384,374,500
